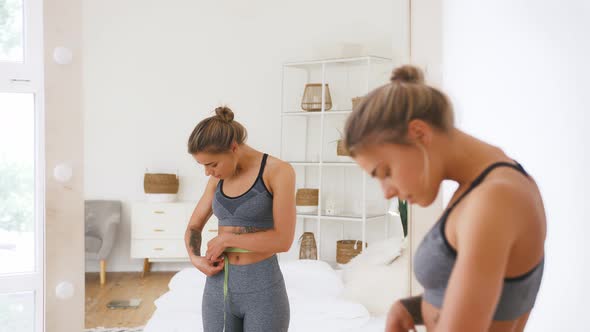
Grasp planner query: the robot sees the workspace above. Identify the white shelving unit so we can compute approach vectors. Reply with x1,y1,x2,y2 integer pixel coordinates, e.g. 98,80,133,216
280,56,396,264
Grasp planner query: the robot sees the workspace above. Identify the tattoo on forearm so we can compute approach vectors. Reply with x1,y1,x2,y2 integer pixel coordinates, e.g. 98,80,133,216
233,226,269,235
189,229,202,256
434,313,440,323
400,295,424,325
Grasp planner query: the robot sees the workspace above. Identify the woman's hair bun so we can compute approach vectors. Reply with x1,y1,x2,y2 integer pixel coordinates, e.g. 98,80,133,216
390,65,425,84
214,106,234,122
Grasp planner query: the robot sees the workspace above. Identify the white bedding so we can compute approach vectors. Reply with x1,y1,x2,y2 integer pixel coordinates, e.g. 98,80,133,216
144,238,407,332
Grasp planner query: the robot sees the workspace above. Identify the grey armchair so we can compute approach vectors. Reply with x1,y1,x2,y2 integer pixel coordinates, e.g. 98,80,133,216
85,200,121,286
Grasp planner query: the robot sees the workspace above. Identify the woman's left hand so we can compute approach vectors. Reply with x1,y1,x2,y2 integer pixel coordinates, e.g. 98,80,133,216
385,300,417,332
206,233,231,261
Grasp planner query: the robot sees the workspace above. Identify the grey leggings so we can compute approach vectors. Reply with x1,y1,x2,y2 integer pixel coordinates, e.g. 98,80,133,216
202,254,290,332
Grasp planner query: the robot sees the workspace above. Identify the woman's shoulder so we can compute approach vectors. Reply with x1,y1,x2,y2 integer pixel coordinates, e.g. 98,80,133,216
454,167,546,273
474,167,540,213
455,169,544,243
262,154,295,182
264,154,293,172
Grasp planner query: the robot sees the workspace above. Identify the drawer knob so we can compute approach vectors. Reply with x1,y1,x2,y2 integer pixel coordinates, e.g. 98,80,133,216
153,247,164,251
153,229,165,232
153,210,165,214
208,229,218,233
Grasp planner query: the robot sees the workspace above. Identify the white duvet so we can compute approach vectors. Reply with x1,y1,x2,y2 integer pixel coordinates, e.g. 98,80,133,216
144,237,407,332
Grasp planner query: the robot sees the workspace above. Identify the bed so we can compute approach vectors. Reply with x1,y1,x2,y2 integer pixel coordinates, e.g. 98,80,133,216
144,237,408,332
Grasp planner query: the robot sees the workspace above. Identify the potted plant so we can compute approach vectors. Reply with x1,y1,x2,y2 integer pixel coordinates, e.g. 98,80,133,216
399,199,408,237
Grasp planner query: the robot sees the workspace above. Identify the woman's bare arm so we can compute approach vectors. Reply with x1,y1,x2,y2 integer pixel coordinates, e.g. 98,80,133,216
184,176,219,257
433,183,523,331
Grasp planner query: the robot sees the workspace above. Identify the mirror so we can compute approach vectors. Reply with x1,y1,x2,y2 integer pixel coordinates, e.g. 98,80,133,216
83,1,411,331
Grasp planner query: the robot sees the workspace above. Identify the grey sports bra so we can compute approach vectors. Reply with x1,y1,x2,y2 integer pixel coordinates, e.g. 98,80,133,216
414,161,544,321
212,153,274,229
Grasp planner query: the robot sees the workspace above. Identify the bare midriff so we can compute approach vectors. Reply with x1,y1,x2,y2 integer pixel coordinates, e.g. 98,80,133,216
218,226,274,265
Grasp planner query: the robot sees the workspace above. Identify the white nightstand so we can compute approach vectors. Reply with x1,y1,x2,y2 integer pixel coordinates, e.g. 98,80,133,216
131,201,219,275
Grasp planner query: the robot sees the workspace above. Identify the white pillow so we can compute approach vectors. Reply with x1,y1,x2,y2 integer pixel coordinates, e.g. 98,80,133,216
168,260,343,296
349,236,405,267
168,267,207,293
280,259,344,297
341,236,409,315
166,260,344,311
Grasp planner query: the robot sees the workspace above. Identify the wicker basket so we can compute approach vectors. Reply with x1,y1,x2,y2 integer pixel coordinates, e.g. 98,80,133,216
336,240,365,264
299,232,318,260
336,139,350,156
351,96,364,110
144,173,179,194
301,83,332,112
296,188,319,206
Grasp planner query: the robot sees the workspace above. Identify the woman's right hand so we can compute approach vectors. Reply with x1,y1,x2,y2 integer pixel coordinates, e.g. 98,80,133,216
385,300,417,332
190,255,224,277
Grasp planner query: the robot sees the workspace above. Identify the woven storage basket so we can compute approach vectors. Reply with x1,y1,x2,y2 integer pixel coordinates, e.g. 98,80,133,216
296,188,319,206
336,240,364,264
301,83,333,112
299,232,318,260
351,96,364,110
144,173,179,194
336,139,350,156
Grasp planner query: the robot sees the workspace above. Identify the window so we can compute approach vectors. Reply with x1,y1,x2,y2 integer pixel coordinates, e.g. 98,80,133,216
0,0,43,331
0,0,24,63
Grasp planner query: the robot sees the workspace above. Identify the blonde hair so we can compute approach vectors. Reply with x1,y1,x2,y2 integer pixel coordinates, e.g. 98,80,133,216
344,65,454,154
187,106,248,154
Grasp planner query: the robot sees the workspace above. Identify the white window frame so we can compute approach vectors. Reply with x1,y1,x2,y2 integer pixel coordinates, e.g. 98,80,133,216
0,0,43,88
0,0,45,331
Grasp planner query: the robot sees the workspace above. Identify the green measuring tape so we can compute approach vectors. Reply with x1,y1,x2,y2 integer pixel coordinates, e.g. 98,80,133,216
222,247,251,332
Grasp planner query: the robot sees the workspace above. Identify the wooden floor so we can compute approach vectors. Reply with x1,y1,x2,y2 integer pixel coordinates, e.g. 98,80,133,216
85,272,175,329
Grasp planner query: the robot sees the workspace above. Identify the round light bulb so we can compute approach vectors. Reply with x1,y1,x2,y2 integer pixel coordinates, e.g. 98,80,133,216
53,47,73,65
55,281,74,299
53,163,73,183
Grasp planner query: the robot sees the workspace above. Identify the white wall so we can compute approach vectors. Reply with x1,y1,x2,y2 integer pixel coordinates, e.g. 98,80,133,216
443,1,590,330
408,0,444,298
83,0,407,272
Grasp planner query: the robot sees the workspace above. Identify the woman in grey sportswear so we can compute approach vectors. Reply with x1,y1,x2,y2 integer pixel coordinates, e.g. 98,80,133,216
185,106,296,332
